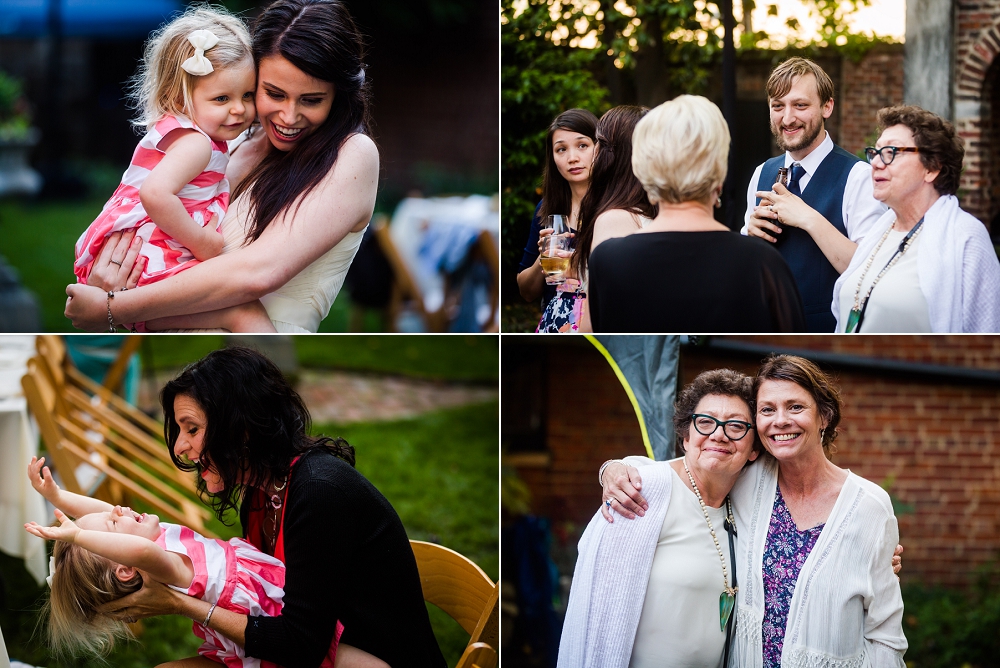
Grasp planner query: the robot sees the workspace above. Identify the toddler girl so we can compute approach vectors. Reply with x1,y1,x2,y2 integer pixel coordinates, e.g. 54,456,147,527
24,456,341,666
74,6,273,332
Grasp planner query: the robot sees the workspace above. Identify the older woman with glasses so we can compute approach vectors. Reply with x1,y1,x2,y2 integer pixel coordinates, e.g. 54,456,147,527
832,105,1000,332
595,356,906,668
559,368,762,667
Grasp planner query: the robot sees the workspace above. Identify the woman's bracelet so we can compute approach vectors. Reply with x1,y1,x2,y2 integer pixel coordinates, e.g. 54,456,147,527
106,288,136,333
599,459,622,486
203,602,217,628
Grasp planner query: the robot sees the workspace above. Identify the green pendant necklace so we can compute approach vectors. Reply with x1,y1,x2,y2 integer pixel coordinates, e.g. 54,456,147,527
684,458,737,631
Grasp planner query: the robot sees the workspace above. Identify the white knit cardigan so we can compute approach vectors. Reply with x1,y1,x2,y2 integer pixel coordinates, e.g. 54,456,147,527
557,463,674,668
831,194,1000,333
728,459,907,668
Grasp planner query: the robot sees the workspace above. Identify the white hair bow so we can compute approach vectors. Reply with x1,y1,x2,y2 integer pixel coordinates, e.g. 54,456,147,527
181,29,220,76
46,555,56,587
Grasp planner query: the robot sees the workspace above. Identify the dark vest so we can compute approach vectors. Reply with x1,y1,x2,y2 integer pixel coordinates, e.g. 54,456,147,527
756,145,859,333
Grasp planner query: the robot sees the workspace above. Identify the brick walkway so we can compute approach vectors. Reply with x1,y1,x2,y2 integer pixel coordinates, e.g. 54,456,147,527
139,369,497,424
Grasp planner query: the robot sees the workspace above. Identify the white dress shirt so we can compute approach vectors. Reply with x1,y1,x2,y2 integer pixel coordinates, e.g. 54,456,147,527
742,132,886,244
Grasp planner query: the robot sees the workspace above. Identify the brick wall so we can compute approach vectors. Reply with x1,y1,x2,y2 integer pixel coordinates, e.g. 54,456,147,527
838,45,906,155
508,335,1000,589
954,0,1000,228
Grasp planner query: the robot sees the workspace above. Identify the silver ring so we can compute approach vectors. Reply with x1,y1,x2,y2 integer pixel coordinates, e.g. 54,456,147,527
768,205,774,213
110,259,123,266
605,499,612,509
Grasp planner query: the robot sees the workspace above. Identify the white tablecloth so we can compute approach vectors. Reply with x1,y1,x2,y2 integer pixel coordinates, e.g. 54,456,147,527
0,336,47,586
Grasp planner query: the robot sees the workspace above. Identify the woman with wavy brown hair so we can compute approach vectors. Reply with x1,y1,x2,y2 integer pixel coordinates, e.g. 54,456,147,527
564,105,656,332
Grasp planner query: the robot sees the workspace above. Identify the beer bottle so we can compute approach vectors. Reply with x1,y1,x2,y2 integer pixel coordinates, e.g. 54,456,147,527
770,168,789,244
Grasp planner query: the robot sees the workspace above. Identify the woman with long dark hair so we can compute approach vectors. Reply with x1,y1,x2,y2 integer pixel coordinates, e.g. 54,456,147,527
572,105,656,332
66,0,379,333
517,108,598,317
99,347,446,668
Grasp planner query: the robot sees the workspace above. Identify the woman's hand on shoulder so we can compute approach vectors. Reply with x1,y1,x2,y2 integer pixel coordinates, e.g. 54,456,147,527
600,462,647,523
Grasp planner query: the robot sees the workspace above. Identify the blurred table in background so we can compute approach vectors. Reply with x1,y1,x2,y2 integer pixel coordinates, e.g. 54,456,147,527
0,335,47,586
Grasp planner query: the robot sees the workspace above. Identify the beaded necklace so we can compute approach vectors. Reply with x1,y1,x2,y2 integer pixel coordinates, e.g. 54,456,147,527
262,475,288,553
845,218,924,333
683,458,737,630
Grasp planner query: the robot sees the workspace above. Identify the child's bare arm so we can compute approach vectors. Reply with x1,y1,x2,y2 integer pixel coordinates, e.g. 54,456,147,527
27,456,112,517
140,129,223,261
25,510,194,588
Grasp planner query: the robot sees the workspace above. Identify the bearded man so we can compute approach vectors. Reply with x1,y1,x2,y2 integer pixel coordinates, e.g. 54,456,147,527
743,58,886,332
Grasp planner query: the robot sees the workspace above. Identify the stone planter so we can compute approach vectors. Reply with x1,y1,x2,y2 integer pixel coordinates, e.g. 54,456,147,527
0,128,41,197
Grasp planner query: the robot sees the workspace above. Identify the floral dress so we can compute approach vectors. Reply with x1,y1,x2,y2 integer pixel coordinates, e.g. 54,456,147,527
761,486,825,667
535,278,586,333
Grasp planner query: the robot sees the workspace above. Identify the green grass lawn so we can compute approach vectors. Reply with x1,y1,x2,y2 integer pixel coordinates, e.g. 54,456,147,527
1,401,498,667
0,196,97,332
139,334,498,381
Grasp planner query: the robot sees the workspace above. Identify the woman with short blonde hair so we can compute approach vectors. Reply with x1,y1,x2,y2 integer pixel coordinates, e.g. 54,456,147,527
631,94,729,206
586,95,805,332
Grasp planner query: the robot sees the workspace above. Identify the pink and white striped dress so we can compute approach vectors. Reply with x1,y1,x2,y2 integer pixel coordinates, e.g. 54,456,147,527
74,114,230,286
156,523,341,668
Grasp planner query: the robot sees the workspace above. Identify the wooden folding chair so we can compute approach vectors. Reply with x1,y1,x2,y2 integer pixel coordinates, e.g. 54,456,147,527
21,354,216,537
411,540,498,668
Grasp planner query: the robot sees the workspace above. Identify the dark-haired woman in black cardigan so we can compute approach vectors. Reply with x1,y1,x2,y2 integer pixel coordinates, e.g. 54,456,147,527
100,347,445,668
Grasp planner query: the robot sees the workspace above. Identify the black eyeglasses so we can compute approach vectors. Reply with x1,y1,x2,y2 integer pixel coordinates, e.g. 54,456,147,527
864,146,920,165
690,414,754,440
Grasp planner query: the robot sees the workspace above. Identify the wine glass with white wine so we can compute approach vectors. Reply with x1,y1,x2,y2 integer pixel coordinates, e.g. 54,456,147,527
540,215,572,284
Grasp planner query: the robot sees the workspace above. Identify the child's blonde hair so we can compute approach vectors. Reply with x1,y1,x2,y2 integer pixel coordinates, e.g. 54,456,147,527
43,540,144,658
129,4,253,130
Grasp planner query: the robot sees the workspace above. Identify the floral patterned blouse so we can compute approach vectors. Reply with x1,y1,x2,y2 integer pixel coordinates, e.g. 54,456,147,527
761,485,825,667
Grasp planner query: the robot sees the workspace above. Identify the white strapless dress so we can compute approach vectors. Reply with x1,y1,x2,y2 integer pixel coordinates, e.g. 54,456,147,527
219,194,366,332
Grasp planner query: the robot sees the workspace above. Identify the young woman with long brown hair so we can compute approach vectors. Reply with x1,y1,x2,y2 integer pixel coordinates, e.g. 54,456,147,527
571,105,656,332
65,0,379,333
517,108,598,319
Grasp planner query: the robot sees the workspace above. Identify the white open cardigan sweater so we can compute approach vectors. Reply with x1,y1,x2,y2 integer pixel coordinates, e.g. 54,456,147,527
729,459,907,668
557,463,674,668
